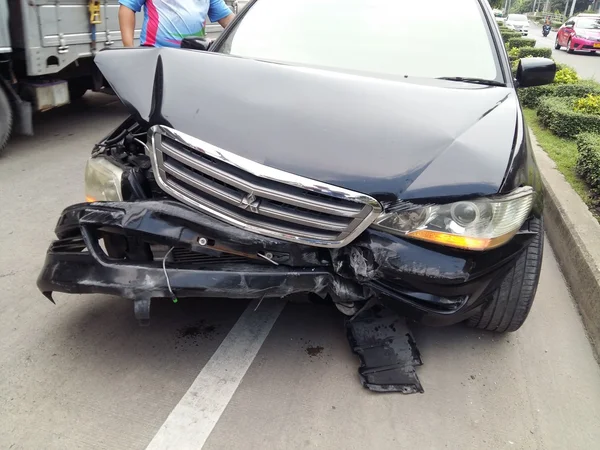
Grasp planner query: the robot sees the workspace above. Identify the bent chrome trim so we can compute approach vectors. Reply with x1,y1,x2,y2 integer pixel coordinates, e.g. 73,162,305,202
147,125,382,248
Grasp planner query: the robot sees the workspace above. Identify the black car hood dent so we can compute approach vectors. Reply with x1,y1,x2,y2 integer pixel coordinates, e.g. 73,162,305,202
95,48,519,201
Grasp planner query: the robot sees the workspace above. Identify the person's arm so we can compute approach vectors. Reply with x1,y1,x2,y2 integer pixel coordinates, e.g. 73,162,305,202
208,0,235,29
118,1,144,47
218,13,235,28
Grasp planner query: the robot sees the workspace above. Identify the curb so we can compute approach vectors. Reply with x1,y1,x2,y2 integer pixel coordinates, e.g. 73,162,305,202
530,130,600,360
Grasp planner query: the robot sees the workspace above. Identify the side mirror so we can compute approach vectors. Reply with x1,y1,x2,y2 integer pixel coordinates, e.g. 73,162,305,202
516,57,556,88
180,37,213,51
565,21,575,28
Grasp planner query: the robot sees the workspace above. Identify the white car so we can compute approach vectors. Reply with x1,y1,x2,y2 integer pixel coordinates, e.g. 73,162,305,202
505,14,529,35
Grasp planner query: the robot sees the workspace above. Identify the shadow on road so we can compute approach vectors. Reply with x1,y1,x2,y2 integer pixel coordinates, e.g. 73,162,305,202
50,293,505,383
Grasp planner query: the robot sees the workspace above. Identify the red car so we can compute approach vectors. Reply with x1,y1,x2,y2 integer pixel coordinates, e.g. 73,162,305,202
555,14,600,54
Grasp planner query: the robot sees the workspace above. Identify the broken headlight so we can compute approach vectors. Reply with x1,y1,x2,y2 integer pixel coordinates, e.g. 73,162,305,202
373,187,534,251
84,157,124,202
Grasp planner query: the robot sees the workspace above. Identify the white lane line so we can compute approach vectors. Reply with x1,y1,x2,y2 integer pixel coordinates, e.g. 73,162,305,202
146,298,287,450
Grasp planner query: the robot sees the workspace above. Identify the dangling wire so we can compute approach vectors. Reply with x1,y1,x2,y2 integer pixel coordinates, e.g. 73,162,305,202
162,247,178,303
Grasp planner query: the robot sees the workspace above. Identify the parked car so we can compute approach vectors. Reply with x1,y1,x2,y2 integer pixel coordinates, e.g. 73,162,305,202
555,15,600,53
37,0,556,333
505,14,530,35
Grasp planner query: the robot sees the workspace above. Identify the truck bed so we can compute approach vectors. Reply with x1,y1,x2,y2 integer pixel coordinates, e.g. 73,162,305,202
7,0,241,77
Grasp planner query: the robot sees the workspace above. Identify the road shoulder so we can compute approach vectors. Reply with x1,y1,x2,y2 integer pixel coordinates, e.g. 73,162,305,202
530,129,600,361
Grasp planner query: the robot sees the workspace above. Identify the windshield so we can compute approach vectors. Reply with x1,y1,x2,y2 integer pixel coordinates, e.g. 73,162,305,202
216,0,501,82
508,14,528,22
577,18,600,29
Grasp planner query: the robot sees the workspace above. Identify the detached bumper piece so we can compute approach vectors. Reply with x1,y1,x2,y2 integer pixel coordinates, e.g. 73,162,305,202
346,304,423,394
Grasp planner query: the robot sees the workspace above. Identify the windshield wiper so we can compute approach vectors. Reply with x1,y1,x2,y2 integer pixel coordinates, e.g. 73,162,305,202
437,76,505,86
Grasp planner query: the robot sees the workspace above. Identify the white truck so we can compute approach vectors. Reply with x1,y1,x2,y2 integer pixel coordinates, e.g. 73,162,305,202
0,0,239,153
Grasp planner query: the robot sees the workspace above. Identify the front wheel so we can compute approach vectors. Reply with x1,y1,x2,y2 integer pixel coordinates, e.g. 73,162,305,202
466,218,544,333
567,38,575,53
0,86,13,155
554,36,561,49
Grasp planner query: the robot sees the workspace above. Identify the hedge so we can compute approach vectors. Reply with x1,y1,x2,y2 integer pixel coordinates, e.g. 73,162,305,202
519,84,556,108
501,31,522,42
519,80,600,108
576,133,600,196
516,47,552,58
553,81,600,99
508,37,536,49
537,97,600,139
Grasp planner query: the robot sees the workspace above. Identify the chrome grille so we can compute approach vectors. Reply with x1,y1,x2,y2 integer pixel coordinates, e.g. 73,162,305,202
148,125,382,248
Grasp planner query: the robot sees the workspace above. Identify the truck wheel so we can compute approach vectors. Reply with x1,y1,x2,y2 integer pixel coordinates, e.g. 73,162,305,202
0,86,13,154
68,78,89,101
467,218,544,333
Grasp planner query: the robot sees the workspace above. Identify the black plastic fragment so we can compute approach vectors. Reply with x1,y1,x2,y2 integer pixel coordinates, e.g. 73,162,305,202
346,304,424,394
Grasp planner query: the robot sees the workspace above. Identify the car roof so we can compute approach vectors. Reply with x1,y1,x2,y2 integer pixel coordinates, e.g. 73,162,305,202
577,14,600,18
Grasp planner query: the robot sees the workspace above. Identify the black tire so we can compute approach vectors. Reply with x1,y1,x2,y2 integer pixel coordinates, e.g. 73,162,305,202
68,78,89,101
567,38,575,54
554,36,560,50
0,86,13,155
467,218,544,333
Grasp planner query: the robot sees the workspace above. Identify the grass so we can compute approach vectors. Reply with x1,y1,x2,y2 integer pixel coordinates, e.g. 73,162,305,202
523,108,593,207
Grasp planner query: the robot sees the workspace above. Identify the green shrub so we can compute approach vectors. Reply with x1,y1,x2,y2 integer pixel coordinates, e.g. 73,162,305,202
519,85,556,108
508,37,536,49
516,47,552,58
537,97,600,139
576,133,600,196
551,21,563,29
574,94,600,115
501,31,522,42
554,67,578,84
521,81,600,110
553,81,600,99
508,46,520,60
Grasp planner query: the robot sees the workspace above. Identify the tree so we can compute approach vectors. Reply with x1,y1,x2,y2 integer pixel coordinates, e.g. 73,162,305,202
510,0,535,13
487,0,504,9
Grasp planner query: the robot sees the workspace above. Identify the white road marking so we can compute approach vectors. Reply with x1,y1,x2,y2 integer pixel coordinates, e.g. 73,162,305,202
146,298,287,450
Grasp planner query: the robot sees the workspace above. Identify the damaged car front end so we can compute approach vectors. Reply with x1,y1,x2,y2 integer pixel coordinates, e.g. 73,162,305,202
38,0,556,333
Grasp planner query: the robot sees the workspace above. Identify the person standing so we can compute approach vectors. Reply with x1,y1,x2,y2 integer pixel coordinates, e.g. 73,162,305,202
118,0,235,48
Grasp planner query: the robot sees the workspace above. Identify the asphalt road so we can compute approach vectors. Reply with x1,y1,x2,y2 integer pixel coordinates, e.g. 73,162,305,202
2,94,600,450
529,23,600,80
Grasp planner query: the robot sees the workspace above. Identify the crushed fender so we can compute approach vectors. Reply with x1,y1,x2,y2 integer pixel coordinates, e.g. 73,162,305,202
346,303,424,394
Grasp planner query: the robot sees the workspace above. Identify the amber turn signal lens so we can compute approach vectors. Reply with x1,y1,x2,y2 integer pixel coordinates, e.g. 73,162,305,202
407,230,515,251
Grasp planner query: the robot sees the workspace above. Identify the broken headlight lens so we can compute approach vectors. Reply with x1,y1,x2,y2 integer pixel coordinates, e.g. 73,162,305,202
84,157,124,202
373,187,534,251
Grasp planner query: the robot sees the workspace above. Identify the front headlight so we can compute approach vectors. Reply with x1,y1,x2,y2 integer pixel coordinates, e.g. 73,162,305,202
84,157,124,202
373,187,534,251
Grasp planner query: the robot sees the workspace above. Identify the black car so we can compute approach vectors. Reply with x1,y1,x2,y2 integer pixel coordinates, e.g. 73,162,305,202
37,0,556,332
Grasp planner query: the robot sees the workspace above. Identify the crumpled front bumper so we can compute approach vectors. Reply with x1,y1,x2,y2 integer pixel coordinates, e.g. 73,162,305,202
37,200,536,326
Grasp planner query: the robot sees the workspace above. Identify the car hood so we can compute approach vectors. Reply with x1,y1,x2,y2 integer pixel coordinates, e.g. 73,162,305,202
95,48,519,201
575,27,600,38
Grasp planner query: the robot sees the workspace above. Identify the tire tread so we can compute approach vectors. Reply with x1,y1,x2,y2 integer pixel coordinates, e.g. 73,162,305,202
467,218,544,333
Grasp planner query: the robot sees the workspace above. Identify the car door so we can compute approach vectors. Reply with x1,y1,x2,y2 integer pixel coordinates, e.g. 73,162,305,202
561,19,576,45
557,24,565,45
